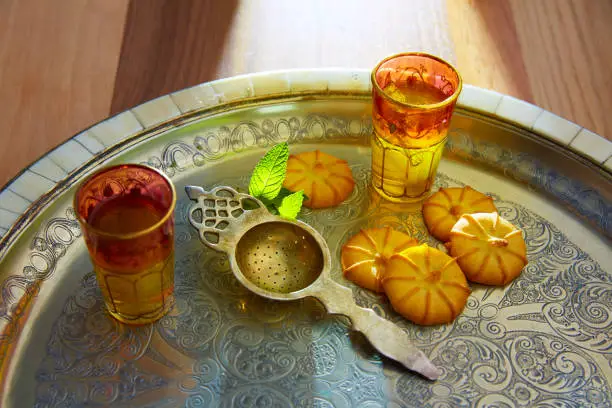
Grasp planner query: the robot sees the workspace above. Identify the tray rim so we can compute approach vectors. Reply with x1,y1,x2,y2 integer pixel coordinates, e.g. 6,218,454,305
0,68,610,256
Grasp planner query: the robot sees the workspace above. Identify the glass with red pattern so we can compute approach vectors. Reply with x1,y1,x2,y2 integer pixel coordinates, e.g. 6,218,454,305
74,164,176,325
371,53,462,202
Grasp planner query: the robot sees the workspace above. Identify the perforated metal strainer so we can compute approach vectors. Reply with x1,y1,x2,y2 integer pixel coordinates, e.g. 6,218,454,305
186,185,441,380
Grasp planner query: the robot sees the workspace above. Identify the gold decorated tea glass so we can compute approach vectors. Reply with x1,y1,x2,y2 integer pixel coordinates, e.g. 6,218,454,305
371,52,462,202
74,164,176,325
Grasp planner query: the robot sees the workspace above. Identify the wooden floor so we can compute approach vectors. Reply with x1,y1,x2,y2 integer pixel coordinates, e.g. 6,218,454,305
1,0,611,186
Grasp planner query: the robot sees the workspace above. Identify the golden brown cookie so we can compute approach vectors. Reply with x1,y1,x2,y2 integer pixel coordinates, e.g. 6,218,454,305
283,150,355,209
341,227,418,292
422,186,497,242
448,212,527,285
382,244,470,325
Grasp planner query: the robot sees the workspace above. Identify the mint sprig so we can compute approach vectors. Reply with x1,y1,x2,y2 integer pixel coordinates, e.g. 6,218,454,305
248,143,304,220
248,142,290,200
278,190,305,219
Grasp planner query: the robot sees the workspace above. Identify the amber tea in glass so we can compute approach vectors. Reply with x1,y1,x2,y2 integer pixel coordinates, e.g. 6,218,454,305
74,164,176,325
371,53,462,202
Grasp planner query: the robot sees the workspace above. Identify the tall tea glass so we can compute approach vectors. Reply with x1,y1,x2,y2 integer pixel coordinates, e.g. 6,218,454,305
74,164,176,325
371,53,462,202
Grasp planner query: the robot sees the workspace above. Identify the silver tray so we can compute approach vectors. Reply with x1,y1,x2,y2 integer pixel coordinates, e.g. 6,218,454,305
0,70,611,407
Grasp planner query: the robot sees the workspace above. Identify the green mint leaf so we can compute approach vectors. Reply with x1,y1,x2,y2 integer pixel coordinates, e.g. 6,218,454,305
248,142,289,200
278,190,305,220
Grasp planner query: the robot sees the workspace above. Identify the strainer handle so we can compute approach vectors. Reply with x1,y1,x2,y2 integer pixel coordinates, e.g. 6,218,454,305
185,185,270,252
312,279,441,380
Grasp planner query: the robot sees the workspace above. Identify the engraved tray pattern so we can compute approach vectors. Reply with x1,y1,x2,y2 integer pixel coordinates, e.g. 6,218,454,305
1,98,611,407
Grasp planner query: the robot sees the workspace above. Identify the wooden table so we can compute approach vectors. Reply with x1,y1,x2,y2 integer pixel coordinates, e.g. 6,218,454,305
1,0,611,187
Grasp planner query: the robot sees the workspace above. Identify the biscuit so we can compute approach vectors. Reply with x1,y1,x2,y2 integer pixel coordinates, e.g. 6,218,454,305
422,186,497,242
341,227,418,292
382,244,470,325
448,212,527,285
283,150,355,208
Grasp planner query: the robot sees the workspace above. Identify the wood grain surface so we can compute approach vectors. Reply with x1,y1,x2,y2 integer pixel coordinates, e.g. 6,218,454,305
1,0,611,186
0,0,128,186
